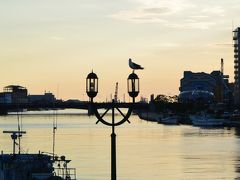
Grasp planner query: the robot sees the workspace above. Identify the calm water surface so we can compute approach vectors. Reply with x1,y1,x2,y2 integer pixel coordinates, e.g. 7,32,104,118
1,109,240,180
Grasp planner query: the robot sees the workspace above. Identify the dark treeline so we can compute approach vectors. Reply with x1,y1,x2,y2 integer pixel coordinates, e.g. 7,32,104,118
150,94,233,114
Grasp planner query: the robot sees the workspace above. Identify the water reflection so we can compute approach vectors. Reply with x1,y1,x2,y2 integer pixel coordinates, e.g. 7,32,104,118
1,110,240,179
231,128,240,180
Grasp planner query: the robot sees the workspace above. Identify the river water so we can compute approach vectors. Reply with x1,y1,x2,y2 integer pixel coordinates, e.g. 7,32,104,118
0,109,240,180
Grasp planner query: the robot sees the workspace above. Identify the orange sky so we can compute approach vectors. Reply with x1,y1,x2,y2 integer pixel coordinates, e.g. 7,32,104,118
0,0,239,101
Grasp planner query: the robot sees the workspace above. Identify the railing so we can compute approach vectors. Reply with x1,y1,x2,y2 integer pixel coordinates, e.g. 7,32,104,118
54,168,77,180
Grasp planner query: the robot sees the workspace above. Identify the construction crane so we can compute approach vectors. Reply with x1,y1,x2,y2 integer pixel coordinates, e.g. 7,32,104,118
114,82,118,102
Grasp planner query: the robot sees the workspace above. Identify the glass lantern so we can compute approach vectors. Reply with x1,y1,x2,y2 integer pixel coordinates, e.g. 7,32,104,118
86,71,98,101
127,72,139,102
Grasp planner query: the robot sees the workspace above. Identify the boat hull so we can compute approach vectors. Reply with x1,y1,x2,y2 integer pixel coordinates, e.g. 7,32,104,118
190,115,224,127
159,116,179,125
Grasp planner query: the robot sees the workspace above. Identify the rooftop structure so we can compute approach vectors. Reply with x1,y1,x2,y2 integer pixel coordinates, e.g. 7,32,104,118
4,85,27,93
1,85,28,104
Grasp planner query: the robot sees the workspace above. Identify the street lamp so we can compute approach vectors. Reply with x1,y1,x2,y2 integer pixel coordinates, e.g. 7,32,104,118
86,71,98,102
127,72,139,103
86,71,140,180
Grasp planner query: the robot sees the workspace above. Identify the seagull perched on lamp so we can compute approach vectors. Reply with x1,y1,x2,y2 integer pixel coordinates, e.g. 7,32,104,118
129,58,144,72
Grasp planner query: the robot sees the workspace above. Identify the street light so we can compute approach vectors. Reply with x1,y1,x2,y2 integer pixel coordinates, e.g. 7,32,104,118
127,72,139,103
86,71,140,180
86,71,98,102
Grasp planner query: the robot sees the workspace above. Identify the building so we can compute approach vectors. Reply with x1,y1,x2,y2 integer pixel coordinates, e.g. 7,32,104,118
178,90,215,104
233,27,240,104
0,93,12,104
0,85,28,104
28,92,56,104
180,71,217,92
179,71,232,104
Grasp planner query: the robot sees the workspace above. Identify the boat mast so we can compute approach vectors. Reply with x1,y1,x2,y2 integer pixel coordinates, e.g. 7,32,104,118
52,105,58,159
53,85,60,159
16,102,23,154
3,130,26,155
17,111,21,154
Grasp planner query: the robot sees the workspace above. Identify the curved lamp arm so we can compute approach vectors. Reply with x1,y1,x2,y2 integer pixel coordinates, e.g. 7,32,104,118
92,104,132,126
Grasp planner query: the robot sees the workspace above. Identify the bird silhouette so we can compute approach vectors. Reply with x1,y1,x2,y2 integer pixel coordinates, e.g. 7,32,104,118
129,58,144,72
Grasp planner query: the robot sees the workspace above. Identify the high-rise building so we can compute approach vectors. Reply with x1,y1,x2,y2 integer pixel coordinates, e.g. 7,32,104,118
233,27,240,104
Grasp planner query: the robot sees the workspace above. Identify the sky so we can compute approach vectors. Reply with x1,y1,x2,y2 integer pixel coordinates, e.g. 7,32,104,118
0,0,240,101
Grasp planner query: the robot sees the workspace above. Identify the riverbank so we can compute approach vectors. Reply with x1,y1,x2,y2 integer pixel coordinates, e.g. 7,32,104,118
136,111,240,127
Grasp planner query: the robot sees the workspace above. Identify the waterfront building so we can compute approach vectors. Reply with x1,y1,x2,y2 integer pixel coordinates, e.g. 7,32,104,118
179,71,232,104
28,92,56,104
178,90,215,104
0,93,12,104
0,85,28,104
233,27,240,104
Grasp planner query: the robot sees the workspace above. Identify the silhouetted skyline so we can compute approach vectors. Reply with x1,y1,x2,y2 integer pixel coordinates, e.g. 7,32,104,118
0,0,239,100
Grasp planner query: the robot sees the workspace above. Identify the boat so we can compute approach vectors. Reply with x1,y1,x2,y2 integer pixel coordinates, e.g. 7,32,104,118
190,115,224,127
137,111,162,122
230,110,240,120
158,116,179,125
0,130,76,180
0,111,77,180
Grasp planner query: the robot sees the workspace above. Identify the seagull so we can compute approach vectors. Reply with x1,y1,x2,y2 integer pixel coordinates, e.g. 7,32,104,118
129,58,144,72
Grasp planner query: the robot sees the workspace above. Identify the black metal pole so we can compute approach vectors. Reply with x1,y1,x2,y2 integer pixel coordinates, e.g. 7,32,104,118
13,138,16,155
111,100,117,180
111,131,116,180
88,98,94,116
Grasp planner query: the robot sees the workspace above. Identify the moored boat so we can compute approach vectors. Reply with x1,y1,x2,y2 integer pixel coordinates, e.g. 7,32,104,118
0,131,77,180
137,111,162,122
190,115,224,127
0,130,77,180
0,109,77,180
159,116,179,125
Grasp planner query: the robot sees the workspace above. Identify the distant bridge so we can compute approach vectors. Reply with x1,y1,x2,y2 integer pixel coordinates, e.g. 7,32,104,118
0,101,149,115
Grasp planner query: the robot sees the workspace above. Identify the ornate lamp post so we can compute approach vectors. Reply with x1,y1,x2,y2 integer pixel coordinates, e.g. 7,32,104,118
86,71,140,180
